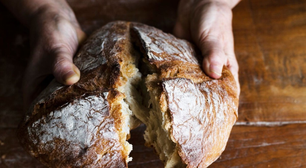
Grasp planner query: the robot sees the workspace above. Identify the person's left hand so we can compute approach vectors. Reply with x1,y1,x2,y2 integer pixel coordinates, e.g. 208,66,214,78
174,0,240,94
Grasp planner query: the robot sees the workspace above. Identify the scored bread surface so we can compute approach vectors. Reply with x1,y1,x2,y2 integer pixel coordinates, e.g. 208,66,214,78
20,22,138,168
131,23,238,168
19,21,239,168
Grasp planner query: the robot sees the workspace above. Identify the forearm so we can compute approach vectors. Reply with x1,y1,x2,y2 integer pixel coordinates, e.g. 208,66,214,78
0,0,70,27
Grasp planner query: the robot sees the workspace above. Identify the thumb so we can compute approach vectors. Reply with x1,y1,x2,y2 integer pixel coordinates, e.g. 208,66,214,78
53,26,85,85
52,51,80,85
188,2,233,79
200,35,227,78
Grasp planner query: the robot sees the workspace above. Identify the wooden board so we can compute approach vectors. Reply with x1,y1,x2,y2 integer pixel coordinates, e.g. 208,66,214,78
234,0,306,122
210,124,306,167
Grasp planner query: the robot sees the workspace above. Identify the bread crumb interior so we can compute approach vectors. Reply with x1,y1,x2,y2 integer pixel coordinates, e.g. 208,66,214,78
116,37,185,167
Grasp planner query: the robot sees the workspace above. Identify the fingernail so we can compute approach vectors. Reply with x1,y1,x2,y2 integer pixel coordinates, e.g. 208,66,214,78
65,65,80,85
209,64,222,77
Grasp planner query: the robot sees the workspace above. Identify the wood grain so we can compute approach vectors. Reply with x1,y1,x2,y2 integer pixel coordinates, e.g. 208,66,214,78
234,0,306,122
211,124,306,167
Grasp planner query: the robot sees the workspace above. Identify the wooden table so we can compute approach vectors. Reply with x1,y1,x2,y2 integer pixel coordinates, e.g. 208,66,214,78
1,0,306,167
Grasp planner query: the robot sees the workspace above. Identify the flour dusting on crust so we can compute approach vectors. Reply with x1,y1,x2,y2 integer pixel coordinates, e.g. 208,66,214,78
163,78,237,167
74,23,125,72
132,25,199,64
29,93,111,147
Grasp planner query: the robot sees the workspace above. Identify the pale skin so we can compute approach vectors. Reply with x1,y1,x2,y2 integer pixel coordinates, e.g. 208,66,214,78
0,0,240,108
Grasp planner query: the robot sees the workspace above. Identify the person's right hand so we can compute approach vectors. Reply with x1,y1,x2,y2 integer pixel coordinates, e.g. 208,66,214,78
21,0,86,107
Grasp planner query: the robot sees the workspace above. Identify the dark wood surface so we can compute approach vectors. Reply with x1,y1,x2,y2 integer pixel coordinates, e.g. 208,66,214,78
235,0,306,123
0,0,306,167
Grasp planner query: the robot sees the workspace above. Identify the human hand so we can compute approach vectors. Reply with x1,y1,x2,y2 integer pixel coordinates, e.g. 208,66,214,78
174,0,240,94
21,0,85,107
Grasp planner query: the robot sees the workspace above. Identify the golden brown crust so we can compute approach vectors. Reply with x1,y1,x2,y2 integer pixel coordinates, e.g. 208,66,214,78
130,23,211,83
131,23,238,167
19,21,135,167
162,76,237,167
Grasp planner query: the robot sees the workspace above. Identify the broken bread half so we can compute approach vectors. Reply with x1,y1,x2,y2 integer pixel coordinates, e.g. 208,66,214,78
19,21,239,168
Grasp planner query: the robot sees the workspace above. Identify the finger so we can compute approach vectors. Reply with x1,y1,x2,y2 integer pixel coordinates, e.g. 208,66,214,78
190,1,237,79
200,36,227,78
53,19,83,85
189,2,226,78
52,49,80,85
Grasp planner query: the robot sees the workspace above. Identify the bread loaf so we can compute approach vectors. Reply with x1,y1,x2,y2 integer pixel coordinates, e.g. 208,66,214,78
19,21,239,168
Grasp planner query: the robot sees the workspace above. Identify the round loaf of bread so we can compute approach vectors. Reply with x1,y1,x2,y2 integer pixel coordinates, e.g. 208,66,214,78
19,21,238,168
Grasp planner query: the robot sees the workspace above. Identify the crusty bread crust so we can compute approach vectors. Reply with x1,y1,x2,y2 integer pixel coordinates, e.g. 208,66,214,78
132,23,238,168
19,22,137,168
19,21,238,168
